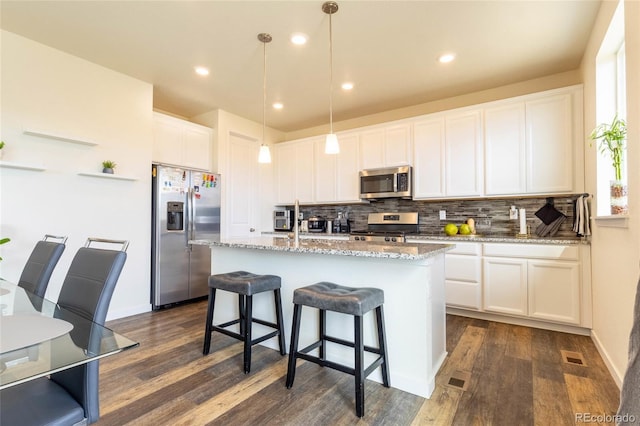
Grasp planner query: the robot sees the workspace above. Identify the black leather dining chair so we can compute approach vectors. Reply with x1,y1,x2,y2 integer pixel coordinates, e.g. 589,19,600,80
18,234,67,300
0,238,129,426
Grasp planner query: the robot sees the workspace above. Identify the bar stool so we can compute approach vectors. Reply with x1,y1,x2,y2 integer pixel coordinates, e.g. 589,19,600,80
203,271,286,374
285,282,390,418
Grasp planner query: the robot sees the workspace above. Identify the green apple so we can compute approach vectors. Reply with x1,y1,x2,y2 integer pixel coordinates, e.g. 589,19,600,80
444,223,458,236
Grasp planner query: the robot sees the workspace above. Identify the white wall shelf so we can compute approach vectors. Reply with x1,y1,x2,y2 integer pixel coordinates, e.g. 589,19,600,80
23,128,99,146
0,160,46,171
78,172,137,181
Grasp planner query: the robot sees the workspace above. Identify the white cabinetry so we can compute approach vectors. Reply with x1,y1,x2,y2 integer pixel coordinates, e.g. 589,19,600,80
334,133,361,202
413,118,445,198
483,244,583,325
359,123,412,169
445,111,483,197
444,242,482,310
276,133,360,205
275,138,315,205
413,110,483,199
484,86,582,195
484,103,527,194
152,112,212,171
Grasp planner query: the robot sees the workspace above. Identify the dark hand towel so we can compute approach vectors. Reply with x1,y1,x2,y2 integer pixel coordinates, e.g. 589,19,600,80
535,203,564,225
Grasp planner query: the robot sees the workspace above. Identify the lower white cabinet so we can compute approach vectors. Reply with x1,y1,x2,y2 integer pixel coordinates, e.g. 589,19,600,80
483,257,528,316
413,241,482,310
483,243,583,325
410,240,591,328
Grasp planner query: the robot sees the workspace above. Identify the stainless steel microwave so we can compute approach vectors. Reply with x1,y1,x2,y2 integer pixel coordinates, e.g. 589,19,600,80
359,166,412,200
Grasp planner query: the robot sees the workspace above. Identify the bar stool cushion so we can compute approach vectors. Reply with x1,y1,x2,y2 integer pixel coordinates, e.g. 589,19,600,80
293,282,384,316
208,271,281,296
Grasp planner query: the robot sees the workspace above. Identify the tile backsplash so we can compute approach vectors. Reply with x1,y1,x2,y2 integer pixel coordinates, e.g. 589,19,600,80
297,195,588,238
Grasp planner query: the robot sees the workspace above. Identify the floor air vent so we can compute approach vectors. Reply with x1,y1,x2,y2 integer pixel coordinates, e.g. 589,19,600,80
446,370,471,391
561,350,587,367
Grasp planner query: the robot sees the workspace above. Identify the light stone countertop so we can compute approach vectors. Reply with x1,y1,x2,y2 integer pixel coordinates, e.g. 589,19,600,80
190,236,453,261
406,234,590,245
262,231,589,245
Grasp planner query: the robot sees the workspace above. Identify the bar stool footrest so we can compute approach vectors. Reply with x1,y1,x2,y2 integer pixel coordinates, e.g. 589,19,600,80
296,337,385,379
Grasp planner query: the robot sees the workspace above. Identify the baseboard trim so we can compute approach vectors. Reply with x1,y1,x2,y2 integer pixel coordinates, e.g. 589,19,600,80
446,307,591,336
590,329,623,388
107,303,152,321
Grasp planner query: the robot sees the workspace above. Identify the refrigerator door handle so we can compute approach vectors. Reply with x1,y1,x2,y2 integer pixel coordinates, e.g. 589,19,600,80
188,187,195,246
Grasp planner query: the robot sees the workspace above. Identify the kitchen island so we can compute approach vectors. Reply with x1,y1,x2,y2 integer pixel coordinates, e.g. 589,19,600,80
191,236,453,398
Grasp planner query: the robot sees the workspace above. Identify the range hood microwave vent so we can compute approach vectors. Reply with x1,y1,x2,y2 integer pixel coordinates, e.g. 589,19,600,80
359,166,412,200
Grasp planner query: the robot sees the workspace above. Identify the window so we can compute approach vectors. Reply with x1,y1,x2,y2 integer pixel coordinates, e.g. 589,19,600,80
594,1,627,217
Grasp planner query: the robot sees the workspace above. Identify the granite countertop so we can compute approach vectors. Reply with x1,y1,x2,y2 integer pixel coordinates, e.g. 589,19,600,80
263,231,589,245
406,234,590,245
190,236,453,260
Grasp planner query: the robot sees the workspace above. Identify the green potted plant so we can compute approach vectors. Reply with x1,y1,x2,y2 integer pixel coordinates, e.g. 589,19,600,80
0,237,10,261
102,160,117,174
590,114,628,215
0,140,5,160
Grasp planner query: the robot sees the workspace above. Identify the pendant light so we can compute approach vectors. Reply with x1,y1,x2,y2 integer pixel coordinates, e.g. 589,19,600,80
323,1,340,154
257,33,272,163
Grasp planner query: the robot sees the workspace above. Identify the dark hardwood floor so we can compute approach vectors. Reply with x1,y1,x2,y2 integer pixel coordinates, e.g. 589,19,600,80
97,300,620,425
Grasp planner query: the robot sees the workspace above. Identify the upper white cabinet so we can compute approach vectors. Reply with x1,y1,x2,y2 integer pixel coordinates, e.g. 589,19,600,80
413,117,445,198
359,123,412,169
275,85,583,204
484,86,582,195
484,103,527,194
413,110,483,199
153,112,213,171
276,132,360,205
525,93,574,193
275,138,315,205
445,111,483,197
334,133,361,202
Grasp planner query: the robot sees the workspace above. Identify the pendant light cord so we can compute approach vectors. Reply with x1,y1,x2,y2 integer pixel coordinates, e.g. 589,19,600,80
328,10,334,135
263,39,267,143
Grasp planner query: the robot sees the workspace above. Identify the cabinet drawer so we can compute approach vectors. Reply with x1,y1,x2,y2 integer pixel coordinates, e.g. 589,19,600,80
420,240,481,255
446,254,481,282
446,280,481,310
483,243,579,261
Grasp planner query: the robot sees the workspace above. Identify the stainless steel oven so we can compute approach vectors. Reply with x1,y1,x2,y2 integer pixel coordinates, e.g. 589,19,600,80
359,166,412,200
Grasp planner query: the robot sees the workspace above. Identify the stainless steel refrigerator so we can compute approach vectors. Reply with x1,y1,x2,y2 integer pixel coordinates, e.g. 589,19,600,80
151,164,221,309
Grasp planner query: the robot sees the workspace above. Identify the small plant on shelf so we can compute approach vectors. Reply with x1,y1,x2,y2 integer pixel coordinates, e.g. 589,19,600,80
0,141,5,159
102,160,117,174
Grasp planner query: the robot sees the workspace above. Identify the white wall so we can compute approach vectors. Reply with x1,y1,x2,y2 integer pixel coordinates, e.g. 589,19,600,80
581,1,640,385
0,31,154,320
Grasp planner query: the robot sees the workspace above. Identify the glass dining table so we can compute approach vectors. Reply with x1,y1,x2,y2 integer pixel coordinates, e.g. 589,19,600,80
0,278,139,390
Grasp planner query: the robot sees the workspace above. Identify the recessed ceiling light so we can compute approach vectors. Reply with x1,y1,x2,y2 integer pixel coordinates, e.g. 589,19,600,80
273,102,284,110
195,66,210,76
438,53,456,64
341,82,354,90
290,33,308,45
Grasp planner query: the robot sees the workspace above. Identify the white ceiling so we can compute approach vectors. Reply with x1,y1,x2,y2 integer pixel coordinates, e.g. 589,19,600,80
0,1,601,133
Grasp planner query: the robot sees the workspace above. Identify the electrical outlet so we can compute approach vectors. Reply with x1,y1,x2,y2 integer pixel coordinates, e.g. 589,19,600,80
439,210,446,220
509,206,518,220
